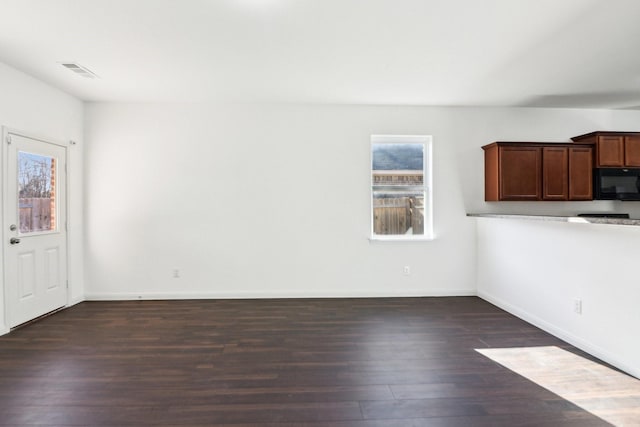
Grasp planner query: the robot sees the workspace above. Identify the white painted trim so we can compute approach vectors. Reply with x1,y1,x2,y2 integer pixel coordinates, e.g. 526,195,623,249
369,235,435,242
66,296,84,307
64,137,72,307
85,289,477,301
478,290,640,379
4,127,69,149
0,298,83,337
1,127,7,333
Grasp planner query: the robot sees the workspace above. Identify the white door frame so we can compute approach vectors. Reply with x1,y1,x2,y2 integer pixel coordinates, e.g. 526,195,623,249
1,127,71,332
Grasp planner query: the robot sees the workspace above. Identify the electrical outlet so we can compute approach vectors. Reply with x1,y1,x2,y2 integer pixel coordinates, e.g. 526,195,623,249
173,269,180,278
403,266,411,276
573,299,582,314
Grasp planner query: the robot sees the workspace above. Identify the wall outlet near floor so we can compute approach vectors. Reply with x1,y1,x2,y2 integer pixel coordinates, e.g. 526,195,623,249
573,299,582,315
403,265,411,276
172,269,181,278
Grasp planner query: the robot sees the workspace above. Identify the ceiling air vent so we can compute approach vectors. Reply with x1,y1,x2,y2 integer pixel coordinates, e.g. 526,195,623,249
60,62,99,79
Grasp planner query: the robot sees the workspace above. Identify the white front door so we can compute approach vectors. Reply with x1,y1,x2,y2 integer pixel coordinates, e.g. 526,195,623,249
4,131,67,328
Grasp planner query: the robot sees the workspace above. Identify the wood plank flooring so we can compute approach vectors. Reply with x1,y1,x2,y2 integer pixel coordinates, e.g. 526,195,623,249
0,297,628,426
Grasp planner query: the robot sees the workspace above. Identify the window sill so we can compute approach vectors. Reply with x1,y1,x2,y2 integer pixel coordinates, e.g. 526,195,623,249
369,234,435,242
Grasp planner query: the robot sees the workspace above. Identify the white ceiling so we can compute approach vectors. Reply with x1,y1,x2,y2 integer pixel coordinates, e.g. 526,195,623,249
1,0,640,108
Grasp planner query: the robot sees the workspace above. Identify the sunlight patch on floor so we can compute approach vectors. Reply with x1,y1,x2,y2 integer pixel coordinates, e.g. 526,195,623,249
476,346,640,426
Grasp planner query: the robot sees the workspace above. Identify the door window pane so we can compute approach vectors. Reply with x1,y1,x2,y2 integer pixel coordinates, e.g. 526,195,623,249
18,152,56,233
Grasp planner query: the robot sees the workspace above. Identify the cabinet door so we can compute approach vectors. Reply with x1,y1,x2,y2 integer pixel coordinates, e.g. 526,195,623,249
597,136,624,167
542,147,568,200
569,147,593,200
624,135,640,166
499,146,541,200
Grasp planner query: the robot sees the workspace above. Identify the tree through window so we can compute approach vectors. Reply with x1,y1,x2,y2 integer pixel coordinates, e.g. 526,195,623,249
18,151,56,233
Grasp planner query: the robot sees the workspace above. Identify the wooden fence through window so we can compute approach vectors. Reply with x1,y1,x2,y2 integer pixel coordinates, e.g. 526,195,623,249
373,197,424,235
19,198,52,233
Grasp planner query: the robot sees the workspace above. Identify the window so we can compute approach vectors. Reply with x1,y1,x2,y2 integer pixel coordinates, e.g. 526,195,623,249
18,151,57,233
371,135,433,240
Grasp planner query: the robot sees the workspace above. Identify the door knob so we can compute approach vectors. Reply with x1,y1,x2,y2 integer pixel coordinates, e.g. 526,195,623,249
10,237,20,245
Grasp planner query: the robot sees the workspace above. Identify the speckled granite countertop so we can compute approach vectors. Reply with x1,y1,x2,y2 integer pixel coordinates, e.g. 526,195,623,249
467,213,640,226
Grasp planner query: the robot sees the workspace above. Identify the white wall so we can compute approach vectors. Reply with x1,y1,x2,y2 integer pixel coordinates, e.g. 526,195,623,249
477,217,640,378
0,62,84,333
84,103,476,299
83,104,640,301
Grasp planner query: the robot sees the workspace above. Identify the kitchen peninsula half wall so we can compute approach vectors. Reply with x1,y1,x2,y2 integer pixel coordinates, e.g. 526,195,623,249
472,214,640,379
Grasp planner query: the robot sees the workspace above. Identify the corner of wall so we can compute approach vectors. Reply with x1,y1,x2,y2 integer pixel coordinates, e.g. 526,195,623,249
478,289,640,379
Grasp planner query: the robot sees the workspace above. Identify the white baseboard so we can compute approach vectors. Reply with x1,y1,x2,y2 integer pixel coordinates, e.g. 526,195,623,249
0,326,9,336
478,290,639,379
84,289,477,301
67,296,85,307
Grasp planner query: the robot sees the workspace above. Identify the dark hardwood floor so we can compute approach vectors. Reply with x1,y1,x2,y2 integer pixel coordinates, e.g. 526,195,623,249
0,297,614,426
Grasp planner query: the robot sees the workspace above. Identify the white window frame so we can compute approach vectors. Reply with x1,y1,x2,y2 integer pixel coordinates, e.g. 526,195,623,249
370,135,433,241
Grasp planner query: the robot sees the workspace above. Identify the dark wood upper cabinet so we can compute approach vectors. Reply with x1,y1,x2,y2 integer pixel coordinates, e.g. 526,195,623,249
542,147,568,200
624,135,640,166
483,142,593,201
499,146,542,200
483,143,541,201
568,147,593,200
571,131,640,167
597,136,624,166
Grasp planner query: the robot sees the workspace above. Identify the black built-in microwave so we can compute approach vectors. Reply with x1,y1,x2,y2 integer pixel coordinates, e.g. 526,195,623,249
594,168,640,200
